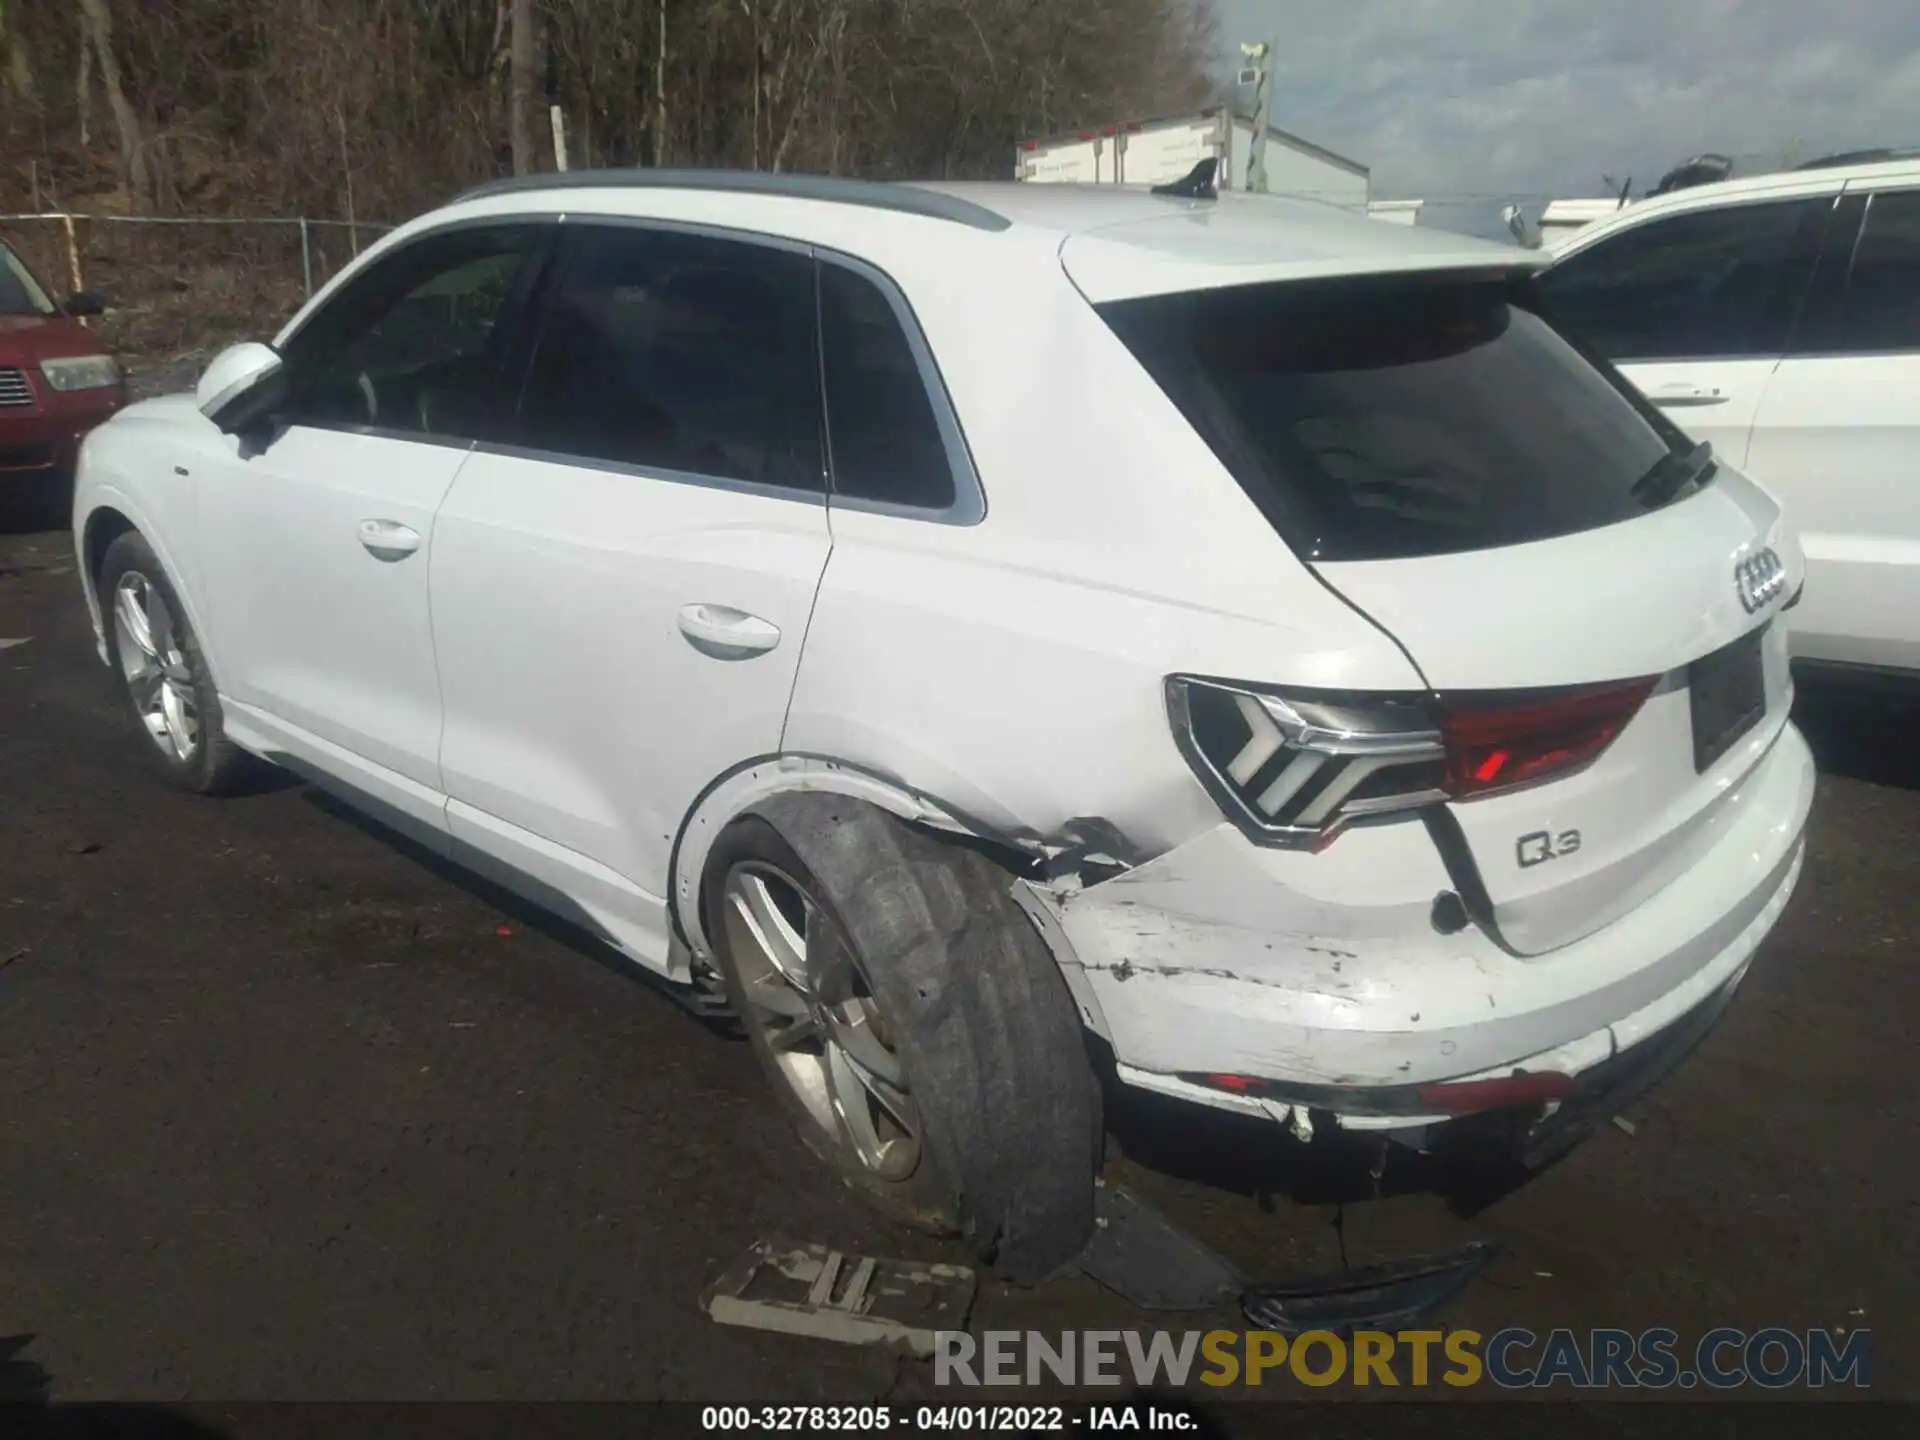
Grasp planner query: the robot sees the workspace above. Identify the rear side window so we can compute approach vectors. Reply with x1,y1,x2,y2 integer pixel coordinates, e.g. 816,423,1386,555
1825,189,1920,353
515,226,824,492
1534,197,1830,361
818,262,956,511
1099,274,1687,563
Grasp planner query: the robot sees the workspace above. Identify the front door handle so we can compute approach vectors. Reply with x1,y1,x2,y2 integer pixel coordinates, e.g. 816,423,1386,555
358,519,421,561
677,603,781,660
1649,385,1731,408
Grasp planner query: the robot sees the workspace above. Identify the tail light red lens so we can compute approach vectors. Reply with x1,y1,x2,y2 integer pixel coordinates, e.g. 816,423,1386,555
1439,677,1657,800
1415,1071,1579,1113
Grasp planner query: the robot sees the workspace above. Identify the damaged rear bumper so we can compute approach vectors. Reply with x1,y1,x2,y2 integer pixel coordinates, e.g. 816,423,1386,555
1021,723,1813,1141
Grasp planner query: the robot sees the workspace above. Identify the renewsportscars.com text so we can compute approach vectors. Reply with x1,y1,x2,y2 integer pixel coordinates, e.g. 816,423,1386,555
934,1327,1872,1390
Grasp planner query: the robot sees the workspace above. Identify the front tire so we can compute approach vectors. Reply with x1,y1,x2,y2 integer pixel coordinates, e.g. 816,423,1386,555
703,796,1101,1282
99,530,250,794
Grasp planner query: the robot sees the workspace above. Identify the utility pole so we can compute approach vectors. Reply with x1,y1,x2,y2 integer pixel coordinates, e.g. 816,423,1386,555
509,0,535,174
1240,40,1274,194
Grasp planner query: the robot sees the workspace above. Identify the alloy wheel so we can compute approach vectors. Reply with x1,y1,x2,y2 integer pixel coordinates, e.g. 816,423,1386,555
720,861,922,1181
113,571,200,763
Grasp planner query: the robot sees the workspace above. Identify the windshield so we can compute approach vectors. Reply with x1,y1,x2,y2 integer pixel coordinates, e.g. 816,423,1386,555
0,242,57,317
1098,271,1694,563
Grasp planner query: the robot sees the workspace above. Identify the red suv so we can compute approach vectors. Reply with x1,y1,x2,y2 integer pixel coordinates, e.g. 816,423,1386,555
1,237,128,495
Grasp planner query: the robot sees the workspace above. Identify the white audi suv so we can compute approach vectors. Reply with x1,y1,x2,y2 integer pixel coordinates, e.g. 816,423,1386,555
71,170,1813,1280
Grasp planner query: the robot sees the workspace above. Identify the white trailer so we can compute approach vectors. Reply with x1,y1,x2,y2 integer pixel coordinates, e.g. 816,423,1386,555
1538,197,1633,251
1015,109,1369,211
1367,199,1425,226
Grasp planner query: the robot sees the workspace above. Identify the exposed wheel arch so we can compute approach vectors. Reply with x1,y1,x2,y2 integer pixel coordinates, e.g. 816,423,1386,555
83,505,138,586
700,790,1101,1279
669,753,1041,962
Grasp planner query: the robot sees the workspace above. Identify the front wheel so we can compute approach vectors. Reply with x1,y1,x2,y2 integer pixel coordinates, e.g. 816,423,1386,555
703,796,1101,1282
99,530,251,794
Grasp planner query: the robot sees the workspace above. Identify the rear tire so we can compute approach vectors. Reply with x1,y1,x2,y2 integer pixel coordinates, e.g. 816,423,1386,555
702,795,1101,1282
99,530,252,795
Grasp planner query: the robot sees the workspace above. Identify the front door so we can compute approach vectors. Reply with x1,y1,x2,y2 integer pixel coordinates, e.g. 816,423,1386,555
1535,190,1839,469
1746,182,1920,671
196,221,553,834
429,222,833,967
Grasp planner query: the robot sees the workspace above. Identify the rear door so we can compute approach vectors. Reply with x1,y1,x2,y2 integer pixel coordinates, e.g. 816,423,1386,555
1744,180,1920,673
1098,271,1802,957
1534,189,1838,467
427,220,832,968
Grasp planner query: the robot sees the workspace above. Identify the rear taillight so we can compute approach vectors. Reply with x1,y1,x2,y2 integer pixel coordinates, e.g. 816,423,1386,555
1168,673,1657,849
1166,677,1445,849
1438,678,1657,801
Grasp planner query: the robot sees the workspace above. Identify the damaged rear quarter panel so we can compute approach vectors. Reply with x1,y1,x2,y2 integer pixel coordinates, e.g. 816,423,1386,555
1037,819,1490,1085
1031,736,1809,1090
781,250,1423,861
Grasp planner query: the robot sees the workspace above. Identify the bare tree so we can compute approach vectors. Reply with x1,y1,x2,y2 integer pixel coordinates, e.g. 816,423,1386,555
655,0,668,166
0,0,37,111
75,0,150,207
509,0,536,174
4,0,1218,221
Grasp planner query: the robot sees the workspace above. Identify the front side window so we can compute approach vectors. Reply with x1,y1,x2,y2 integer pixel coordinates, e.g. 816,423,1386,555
279,223,545,439
513,225,823,492
1535,197,1830,361
1825,188,1920,353
1100,273,1690,563
818,262,958,511
0,242,57,317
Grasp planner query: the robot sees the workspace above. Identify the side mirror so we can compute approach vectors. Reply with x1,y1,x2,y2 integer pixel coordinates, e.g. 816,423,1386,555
197,341,288,436
63,290,107,318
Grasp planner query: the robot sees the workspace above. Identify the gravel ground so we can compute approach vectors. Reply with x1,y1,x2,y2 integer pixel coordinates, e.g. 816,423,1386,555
0,512,1912,1418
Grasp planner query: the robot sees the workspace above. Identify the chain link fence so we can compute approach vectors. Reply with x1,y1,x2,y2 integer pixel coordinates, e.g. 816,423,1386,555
0,213,397,394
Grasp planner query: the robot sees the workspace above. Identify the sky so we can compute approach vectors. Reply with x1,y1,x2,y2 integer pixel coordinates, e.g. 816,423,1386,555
1213,0,1920,234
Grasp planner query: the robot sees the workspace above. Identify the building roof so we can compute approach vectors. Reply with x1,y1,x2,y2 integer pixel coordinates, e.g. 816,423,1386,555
1541,198,1630,225
1014,107,1369,179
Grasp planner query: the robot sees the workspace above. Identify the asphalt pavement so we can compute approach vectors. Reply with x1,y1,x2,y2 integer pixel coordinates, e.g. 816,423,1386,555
0,504,1913,1408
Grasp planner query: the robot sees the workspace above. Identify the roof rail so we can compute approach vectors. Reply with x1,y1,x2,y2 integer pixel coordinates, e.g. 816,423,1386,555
451,168,1013,233
1792,147,1920,172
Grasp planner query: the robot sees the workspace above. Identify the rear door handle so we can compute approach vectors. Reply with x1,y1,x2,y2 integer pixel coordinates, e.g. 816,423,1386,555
1649,385,1730,408
677,604,781,660
357,518,422,561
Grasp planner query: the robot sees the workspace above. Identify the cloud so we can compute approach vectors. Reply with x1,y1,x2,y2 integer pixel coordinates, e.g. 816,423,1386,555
1213,0,1920,230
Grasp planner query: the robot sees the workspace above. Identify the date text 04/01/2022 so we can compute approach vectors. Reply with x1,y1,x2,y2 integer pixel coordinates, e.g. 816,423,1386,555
699,1403,1194,1431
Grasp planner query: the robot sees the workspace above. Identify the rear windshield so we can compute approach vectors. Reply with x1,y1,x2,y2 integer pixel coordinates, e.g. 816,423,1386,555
1098,273,1692,563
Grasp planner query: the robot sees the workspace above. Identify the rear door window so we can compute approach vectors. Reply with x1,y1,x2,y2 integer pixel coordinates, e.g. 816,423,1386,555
1534,197,1831,361
1099,273,1689,562
513,225,824,493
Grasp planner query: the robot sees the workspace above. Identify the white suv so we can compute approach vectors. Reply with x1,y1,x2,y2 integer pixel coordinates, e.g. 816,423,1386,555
71,172,1813,1280
1537,154,1920,687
